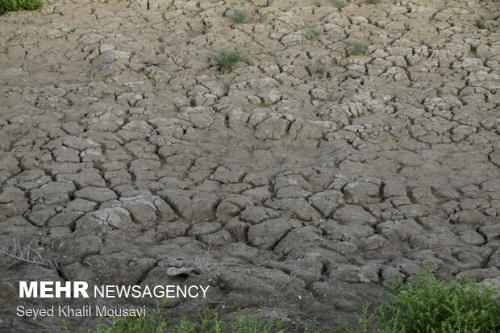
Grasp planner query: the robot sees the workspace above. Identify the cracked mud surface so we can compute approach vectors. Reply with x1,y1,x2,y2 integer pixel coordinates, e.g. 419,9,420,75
0,0,499,331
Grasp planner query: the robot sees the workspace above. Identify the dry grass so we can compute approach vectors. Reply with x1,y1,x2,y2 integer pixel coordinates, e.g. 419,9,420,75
0,238,58,269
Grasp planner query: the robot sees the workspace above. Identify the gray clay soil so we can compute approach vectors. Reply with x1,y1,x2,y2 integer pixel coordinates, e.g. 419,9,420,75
0,0,499,332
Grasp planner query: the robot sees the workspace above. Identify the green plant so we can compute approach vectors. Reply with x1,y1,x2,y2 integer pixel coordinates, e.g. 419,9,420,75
344,39,369,56
308,63,327,76
475,16,486,29
170,309,285,333
58,270,500,333
376,269,500,333
214,50,244,73
330,0,346,9
94,315,167,333
61,308,288,333
338,269,500,333
366,0,380,4
229,9,249,24
92,304,166,333
306,28,321,40
0,0,43,15
228,314,284,333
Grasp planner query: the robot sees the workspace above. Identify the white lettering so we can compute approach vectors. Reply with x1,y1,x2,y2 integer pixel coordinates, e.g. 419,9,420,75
54,281,71,298
187,285,199,298
39,281,53,298
73,281,89,298
94,285,105,298
19,281,37,298
200,285,210,298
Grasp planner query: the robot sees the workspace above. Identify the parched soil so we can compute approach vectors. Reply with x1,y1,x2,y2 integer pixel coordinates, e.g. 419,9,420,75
0,0,499,331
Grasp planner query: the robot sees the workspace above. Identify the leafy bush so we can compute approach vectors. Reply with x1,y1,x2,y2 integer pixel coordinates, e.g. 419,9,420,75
0,0,43,15
344,39,369,56
308,63,327,76
306,28,321,40
375,270,500,333
229,9,248,24
475,16,486,29
339,269,500,333
214,50,244,73
330,0,346,9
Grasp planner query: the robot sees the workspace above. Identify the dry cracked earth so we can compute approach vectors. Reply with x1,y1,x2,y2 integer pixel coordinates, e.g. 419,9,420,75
0,0,499,331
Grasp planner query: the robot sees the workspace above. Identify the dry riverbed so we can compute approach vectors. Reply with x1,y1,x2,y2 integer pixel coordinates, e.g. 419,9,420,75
0,0,499,331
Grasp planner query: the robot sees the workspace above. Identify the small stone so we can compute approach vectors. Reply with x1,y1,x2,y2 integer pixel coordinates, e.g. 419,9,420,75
75,187,117,203
166,267,197,276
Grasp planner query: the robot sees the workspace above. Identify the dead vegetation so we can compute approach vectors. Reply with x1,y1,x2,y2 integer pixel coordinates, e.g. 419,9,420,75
0,238,58,269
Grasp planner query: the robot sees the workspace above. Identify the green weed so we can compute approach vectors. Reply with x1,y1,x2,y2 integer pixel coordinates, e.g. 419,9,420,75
0,0,42,15
344,39,369,56
337,269,500,333
375,270,500,333
306,28,321,40
308,63,328,76
330,0,346,9
214,50,244,73
229,9,249,24
475,16,486,29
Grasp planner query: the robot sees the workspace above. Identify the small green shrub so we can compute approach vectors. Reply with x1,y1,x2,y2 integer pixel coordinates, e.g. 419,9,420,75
475,16,486,29
330,0,346,9
94,315,167,333
366,0,380,4
308,63,327,76
344,39,369,56
338,269,500,333
60,308,287,333
306,28,321,40
376,270,500,333
214,50,244,73
229,9,249,24
0,0,43,15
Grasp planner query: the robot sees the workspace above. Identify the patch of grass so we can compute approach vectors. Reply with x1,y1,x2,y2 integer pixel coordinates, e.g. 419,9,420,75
366,0,380,4
170,310,285,333
330,0,346,9
229,9,249,24
94,316,166,333
308,63,327,76
59,270,500,333
0,0,43,15
475,16,486,29
343,39,369,56
58,305,167,333
306,28,321,41
61,308,286,333
338,269,500,333
214,50,244,73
